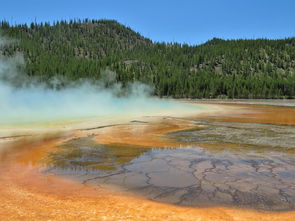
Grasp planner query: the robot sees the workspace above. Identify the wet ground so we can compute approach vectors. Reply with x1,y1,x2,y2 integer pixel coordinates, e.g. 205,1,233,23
43,117,295,211
172,119,295,150
1,101,295,220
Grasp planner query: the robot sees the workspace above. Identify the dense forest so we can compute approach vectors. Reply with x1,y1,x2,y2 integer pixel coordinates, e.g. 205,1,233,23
1,19,295,98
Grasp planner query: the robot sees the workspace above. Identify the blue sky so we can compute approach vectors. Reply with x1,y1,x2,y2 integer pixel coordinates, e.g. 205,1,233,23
1,0,295,45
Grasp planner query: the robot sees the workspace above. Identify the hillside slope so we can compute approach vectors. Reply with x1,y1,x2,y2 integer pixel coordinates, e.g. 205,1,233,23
1,19,295,98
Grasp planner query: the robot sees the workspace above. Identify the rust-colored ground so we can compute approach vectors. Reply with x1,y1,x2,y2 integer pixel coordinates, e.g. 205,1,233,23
1,164,294,221
93,118,195,148
1,102,295,221
191,102,295,125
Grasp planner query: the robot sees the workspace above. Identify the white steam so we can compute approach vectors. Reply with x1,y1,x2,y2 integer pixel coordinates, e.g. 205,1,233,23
0,36,198,126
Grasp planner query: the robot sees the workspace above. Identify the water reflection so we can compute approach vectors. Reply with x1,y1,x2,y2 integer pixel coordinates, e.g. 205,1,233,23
44,136,295,211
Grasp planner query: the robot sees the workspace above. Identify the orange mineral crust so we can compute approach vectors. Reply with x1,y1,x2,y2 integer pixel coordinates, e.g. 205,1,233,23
1,102,295,221
191,103,295,126
93,118,196,148
1,164,294,221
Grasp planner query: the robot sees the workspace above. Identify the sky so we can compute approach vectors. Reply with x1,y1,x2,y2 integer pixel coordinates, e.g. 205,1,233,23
1,0,295,45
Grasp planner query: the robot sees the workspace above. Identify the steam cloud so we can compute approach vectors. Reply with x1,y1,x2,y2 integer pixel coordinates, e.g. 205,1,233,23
0,36,197,126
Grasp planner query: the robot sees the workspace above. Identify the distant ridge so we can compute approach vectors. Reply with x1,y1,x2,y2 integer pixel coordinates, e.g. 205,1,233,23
1,19,295,98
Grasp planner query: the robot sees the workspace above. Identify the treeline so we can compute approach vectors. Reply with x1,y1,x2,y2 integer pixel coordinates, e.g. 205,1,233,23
1,19,295,98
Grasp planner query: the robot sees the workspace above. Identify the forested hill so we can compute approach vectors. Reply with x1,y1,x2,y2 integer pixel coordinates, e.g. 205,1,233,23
1,19,295,98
